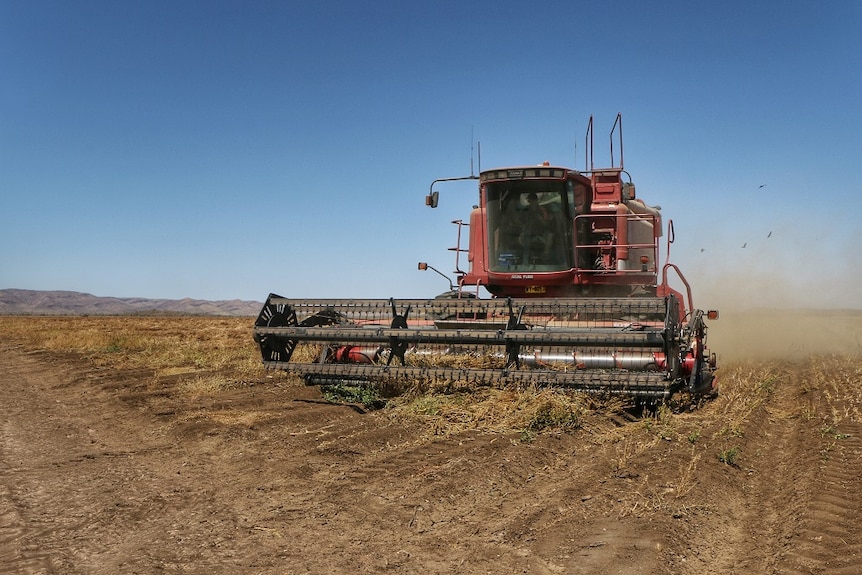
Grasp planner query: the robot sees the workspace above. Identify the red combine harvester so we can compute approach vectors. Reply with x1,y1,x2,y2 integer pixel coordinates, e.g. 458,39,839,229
254,115,718,401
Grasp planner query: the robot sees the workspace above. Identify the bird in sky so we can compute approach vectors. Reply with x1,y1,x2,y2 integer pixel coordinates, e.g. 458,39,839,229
767,231,772,238
742,242,747,248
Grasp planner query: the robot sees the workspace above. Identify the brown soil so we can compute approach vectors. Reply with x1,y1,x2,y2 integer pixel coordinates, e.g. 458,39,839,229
1,315,861,574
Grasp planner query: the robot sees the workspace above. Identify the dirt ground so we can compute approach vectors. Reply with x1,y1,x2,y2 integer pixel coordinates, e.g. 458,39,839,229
1,313,861,574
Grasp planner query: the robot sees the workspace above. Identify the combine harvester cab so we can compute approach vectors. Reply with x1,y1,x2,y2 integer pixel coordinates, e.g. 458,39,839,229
254,115,718,402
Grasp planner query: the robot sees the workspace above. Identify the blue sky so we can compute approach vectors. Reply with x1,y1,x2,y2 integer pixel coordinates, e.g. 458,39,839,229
2,1,860,309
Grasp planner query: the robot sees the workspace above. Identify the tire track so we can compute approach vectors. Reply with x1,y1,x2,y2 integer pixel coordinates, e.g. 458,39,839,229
0,348,77,574
779,433,862,574
776,358,862,574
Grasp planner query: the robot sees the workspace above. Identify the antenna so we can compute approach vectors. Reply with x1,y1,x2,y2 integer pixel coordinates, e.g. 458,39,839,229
470,126,474,177
574,120,578,170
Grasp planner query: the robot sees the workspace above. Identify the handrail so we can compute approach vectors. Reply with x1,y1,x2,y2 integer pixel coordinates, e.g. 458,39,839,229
585,114,624,171
572,212,660,274
610,113,623,169
661,262,694,314
447,219,469,277
665,219,675,266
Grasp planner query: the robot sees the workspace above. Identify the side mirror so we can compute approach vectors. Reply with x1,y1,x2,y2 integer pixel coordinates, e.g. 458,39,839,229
425,191,439,208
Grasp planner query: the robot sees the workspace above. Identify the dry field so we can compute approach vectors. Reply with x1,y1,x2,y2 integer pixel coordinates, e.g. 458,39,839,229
1,312,861,574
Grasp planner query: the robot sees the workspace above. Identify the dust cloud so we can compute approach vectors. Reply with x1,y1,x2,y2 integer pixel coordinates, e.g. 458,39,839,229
707,309,862,363
668,225,862,363
689,265,862,363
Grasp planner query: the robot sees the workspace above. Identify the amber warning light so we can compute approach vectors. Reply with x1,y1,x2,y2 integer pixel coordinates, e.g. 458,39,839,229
640,255,649,272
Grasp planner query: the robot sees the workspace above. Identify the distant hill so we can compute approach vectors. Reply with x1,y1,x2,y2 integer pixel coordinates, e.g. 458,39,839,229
0,289,262,317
